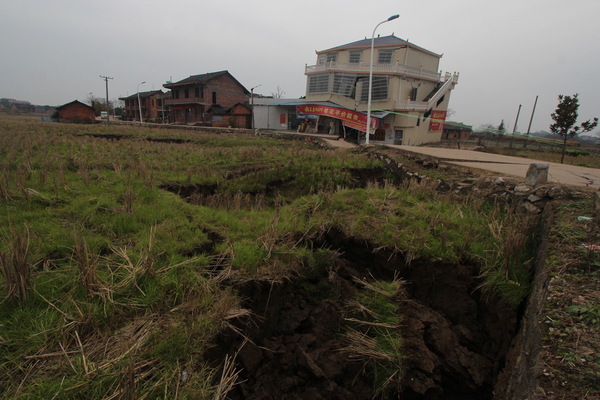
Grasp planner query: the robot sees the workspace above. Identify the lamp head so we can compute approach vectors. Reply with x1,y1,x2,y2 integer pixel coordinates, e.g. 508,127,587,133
388,14,399,21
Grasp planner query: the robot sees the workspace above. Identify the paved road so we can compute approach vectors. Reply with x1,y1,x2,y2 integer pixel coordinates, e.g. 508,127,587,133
275,131,600,189
388,145,600,189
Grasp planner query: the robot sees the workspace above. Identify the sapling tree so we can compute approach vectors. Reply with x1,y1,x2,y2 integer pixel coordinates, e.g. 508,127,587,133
498,119,506,134
550,94,598,163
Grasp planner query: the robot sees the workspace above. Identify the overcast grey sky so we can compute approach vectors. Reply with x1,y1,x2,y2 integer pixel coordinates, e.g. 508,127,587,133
1,0,599,133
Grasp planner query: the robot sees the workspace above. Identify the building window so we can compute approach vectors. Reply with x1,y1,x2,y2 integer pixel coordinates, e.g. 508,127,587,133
308,74,330,93
326,52,337,63
172,90,179,99
212,92,217,104
349,51,361,64
359,76,388,101
184,88,189,98
195,87,200,98
436,95,445,107
378,49,393,64
332,73,356,96
410,87,418,101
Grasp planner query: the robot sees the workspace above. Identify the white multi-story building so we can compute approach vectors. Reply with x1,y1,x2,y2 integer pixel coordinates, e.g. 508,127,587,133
302,35,458,145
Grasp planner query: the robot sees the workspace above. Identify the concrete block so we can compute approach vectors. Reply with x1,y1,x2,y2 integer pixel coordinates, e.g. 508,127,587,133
526,163,549,186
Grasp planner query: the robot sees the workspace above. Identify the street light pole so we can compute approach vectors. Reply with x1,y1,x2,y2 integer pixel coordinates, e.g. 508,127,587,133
250,84,261,130
137,81,146,123
366,14,399,145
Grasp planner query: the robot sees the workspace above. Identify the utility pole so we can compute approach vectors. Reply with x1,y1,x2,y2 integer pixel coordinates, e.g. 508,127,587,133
510,104,521,149
524,95,538,148
100,75,113,123
512,104,522,135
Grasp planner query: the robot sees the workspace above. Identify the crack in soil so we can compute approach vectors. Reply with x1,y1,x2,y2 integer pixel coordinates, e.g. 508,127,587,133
208,231,522,399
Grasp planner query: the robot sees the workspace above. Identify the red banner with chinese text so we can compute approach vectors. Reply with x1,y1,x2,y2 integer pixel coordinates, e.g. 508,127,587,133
296,104,379,132
428,110,447,133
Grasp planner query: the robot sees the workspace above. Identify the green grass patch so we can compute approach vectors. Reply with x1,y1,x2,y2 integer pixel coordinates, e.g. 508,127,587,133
0,117,541,398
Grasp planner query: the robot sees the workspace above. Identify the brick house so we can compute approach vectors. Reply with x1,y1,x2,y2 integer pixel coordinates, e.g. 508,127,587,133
163,71,250,125
55,100,96,123
443,121,472,140
119,90,167,122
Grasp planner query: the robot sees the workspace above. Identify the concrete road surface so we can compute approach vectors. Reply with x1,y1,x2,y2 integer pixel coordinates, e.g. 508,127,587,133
282,132,599,189
388,145,600,189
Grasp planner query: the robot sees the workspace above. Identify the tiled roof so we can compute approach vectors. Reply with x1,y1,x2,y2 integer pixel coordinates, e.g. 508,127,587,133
168,71,229,86
163,70,250,95
318,35,441,57
119,90,163,101
56,100,94,110
332,35,407,50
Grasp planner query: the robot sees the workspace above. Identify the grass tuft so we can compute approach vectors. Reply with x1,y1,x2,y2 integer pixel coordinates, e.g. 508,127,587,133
0,227,31,302
342,276,406,395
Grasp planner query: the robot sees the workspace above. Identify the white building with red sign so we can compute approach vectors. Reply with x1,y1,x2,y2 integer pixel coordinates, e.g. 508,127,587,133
302,35,458,145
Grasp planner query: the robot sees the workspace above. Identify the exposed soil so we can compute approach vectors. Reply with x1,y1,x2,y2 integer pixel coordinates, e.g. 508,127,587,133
161,166,394,209
160,182,218,199
208,231,521,399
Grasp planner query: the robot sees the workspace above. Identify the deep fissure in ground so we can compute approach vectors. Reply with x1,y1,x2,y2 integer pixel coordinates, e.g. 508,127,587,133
207,232,522,400
165,162,533,399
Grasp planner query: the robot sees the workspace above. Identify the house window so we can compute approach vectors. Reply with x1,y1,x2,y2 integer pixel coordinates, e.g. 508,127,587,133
212,92,217,104
359,76,388,101
152,99,155,106
195,87,200,98
349,51,361,64
184,88,189,98
308,74,330,93
326,52,337,63
332,73,356,96
172,90,179,99
378,49,393,64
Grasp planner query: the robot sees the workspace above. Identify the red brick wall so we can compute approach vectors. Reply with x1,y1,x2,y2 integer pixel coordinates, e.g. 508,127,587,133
211,104,251,128
144,95,163,120
58,103,95,123
205,74,248,108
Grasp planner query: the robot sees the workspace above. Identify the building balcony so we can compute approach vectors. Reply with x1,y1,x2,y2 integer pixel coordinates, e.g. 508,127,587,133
395,100,429,111
164,98,208,106
396,72,459,111
305,62,441,81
